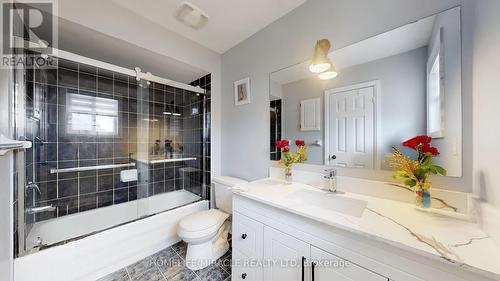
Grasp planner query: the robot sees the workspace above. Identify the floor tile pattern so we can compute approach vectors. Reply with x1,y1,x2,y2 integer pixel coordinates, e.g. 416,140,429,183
96,241,231,281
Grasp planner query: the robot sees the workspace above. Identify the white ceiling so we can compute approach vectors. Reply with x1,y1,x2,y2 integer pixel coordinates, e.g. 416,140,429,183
111,0,308,54
271,14,436,85
53,18,209,84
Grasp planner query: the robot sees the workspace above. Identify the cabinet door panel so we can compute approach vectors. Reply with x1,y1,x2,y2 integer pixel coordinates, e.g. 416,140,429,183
233,211,264,258
263,226,310,281
232,249,263,281
311,246,387,281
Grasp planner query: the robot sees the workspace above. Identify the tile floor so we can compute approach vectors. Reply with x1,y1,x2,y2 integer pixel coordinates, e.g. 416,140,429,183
97,241,231,281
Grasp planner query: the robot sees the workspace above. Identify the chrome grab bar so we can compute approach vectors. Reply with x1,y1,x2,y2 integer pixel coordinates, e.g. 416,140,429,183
26,205,56,215
50,163,135,174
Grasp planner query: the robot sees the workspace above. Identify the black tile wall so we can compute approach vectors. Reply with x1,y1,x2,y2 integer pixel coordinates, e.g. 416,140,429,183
23,57,211,224
270,99,282,161
189,74,211,198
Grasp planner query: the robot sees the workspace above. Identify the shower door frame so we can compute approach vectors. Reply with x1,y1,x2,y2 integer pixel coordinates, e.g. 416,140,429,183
15,45,208,256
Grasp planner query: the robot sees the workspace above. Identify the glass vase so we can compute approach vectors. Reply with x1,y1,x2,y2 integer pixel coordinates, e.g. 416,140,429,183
284,166,293,184
415,187,431,208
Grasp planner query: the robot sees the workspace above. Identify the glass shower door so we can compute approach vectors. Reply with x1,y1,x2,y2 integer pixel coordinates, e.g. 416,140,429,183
135,80,206,218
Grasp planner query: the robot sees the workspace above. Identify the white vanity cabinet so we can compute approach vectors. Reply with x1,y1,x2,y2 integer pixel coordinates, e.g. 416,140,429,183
310,246,387,281
262,226,310,280
232,194,493,281
232,210,388,281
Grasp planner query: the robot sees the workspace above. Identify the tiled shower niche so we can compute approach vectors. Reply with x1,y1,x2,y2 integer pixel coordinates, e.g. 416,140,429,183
23,57,211,224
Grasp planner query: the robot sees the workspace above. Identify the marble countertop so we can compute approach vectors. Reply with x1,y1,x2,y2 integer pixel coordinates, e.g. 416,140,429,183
233,178,500,280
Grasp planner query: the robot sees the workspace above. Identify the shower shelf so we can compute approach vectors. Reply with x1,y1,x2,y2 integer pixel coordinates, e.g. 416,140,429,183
134,157,197,165
0,134,32,156
50,163,136,174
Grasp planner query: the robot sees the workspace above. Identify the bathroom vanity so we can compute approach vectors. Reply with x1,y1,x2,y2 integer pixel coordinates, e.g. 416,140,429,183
231,178,500,281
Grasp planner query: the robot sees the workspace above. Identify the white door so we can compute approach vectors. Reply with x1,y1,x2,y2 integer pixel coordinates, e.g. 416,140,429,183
326,85,375,169
263,226,310,281
311,246,388,281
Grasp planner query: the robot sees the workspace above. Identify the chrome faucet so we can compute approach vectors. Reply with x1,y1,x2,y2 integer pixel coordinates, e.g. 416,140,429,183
324,169,338,193
26,182,41,195
25,182,56,214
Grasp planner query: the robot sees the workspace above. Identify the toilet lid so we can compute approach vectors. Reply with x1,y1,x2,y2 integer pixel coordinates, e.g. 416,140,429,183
179,209,229,232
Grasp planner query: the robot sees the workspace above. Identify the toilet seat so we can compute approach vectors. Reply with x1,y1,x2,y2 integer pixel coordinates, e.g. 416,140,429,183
178,209,229,240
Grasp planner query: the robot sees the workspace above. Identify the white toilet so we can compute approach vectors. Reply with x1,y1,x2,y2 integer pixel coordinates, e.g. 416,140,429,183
177,176,248,270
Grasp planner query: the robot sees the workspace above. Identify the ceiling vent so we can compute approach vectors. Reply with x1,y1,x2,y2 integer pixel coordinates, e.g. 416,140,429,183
175,1,209,30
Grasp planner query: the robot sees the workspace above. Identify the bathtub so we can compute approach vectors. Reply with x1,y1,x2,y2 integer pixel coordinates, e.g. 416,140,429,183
26,190,202,249
15,194,208,281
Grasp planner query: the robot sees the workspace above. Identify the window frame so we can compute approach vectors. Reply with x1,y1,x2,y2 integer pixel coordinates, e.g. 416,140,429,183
65,91,119,136
426,27,445,138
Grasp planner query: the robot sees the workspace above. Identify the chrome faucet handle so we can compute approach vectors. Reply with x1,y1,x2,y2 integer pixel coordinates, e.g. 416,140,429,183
26,182,41,195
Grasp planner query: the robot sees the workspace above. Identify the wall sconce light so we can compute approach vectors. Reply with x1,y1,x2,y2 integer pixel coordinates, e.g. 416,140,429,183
309,39,332,73
318,65,338,80
309,39,338,80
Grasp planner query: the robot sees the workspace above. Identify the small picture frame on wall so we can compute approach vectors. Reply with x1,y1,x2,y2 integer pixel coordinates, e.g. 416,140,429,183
234,77,251,106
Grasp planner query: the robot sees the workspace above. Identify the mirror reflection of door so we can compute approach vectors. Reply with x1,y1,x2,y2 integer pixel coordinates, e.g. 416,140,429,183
325,82,377,169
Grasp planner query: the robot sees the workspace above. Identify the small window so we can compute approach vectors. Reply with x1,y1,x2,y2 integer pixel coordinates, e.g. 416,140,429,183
66,93,118,136
427,27,444,138
427,54,442,136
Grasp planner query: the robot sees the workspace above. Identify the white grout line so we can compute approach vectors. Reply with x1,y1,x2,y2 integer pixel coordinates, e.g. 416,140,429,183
124,267,132,281
153,260,168,281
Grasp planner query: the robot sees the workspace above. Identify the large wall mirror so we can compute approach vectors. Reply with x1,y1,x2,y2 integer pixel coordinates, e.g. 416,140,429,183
269,7,462,177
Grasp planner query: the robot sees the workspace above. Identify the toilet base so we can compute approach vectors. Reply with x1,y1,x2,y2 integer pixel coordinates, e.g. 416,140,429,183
184,220,230,270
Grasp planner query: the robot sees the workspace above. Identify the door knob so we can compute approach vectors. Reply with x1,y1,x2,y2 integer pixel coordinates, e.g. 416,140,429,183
241,273,247,279
331,155,337,159
241,233,247,239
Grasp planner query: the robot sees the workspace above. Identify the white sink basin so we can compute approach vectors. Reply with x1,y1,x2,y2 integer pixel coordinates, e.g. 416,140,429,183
286,189,367,217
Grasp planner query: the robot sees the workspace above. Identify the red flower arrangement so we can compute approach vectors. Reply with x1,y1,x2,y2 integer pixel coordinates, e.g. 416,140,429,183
387,135,446,208
276,139,308,181
402,135,440,156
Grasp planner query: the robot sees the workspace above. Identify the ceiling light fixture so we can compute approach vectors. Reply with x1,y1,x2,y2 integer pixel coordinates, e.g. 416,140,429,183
175,1,209,30
309,39,332,73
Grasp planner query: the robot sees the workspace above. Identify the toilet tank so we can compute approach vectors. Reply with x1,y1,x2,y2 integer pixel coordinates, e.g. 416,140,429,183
213,176,248,213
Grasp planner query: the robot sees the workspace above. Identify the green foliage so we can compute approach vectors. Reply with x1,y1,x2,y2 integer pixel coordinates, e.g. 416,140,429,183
388,143,447,190
404,178,417,187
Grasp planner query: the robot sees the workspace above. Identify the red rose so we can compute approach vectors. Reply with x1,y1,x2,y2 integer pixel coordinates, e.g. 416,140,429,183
283,146,290,153
422,143,440,155
276,140,289,148
402,135,432,150
295,139,305,147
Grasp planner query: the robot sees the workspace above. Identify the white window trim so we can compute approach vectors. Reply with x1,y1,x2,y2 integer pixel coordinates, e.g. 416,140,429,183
426,27,445,138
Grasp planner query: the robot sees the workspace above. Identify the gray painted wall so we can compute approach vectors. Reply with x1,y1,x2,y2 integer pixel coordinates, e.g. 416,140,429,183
281,47,427,166
221,0,473,192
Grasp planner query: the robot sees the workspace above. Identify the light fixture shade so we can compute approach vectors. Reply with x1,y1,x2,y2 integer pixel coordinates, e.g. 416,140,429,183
318,65,338,80
309,39,331,73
